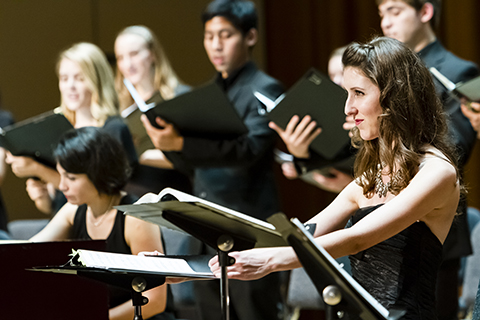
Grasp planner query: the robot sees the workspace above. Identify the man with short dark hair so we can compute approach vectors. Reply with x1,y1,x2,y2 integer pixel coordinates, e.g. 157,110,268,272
377,1,479,319
142,1,285,319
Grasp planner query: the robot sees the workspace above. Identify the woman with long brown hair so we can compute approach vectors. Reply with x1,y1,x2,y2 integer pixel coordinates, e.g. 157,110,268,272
209,36,460,319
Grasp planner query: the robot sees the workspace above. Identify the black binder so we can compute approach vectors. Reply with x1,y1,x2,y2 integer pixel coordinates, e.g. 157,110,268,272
256,68,350,160
0,110,73,168
1,239,108,320
144,82,248,139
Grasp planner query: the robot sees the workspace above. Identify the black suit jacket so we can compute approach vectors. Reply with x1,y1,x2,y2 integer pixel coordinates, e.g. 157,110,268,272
419,40,479,168
419,40,479,260
166,62,284,220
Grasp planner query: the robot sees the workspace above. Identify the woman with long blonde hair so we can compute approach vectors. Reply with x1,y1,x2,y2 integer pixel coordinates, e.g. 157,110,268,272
115,25,187,112
114,26,191,195
7,42,137,215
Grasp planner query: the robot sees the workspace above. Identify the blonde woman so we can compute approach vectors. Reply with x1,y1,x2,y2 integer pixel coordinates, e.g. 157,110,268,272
7,42,137,215
115,25,188,112
114,26,191,194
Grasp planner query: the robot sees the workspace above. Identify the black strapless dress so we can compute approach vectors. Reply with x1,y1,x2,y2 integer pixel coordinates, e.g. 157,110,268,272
347,204,443,319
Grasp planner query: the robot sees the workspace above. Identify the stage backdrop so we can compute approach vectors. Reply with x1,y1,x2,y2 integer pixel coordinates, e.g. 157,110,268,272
1,0,479,232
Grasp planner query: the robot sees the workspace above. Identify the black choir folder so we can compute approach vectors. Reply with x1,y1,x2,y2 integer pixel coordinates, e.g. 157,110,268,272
255,68,350,160
0,109,73,168
123,81,247,143
115,188,287,251
430,67,480,104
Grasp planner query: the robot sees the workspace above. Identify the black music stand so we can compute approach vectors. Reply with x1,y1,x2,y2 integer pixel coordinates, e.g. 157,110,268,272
32,265,167,320
116,192,287,320
1,240,108,320
268,213,405,320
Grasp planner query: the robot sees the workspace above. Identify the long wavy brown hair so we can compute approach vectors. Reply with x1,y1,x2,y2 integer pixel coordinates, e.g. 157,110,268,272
343,36,459,197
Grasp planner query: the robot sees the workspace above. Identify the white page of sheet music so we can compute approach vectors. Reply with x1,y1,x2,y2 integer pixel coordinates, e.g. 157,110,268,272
76,249,211,276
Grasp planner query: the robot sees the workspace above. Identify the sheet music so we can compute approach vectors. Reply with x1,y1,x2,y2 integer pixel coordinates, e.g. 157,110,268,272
157,188,276,231
429,67,456,91
121,103,138,118
75,249,212,276
254,91,285,112
123,78,155,112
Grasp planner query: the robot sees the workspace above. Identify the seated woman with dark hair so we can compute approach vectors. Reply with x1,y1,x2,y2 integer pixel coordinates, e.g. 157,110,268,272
30,127,174,320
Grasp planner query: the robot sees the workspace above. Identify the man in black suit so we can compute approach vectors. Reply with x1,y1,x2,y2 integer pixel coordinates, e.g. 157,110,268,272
377,1,479,319
142,1,285,319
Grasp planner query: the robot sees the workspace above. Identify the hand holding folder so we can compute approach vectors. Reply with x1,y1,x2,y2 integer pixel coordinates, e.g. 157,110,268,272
0,110,73,168
430,67,480,112
256,68,350,160
145,82,248,138
123,79,248,143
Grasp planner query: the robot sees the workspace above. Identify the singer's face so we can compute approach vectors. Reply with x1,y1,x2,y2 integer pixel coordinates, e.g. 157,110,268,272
115,33,155,86
57,163,97,206
203,16,256,79
58,59,92,113
343,67,382,141
378,0,424,49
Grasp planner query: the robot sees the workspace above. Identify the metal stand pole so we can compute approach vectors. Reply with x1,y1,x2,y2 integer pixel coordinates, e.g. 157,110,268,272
323,285,343,320
217,234,234,320
131,277,149,320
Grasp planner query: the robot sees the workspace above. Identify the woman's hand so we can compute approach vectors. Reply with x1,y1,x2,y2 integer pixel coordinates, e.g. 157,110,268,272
209,248,277,281
137,250,163,257
26,178,49,201
311,168,353,193
5,152,39,178
281,162,299,179
461,102,480,138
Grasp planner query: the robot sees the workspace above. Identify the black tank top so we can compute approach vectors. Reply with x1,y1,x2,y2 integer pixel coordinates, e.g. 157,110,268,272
71,194,176,319
72,194,135,255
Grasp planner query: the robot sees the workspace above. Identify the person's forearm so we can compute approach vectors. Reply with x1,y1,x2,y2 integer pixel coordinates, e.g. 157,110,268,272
35,164,61,188
0,148,7,186
34,196,53,215
269,246,303,272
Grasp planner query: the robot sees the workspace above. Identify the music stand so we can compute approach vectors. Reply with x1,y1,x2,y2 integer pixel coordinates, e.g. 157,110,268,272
268,213,405,320
31,265,167,320
116,192,287,320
